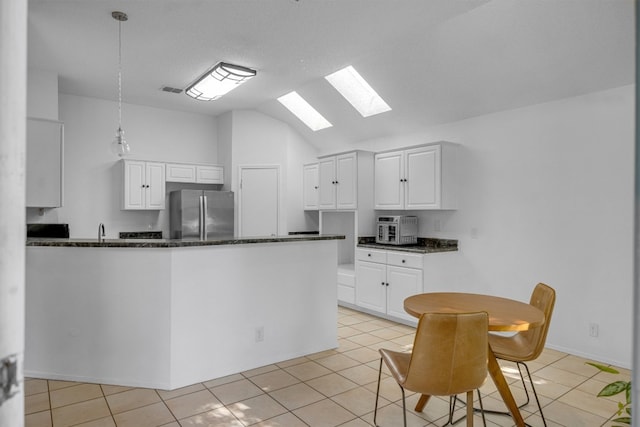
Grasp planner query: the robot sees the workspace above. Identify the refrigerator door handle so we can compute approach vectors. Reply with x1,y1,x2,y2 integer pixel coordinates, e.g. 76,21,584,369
199,195,207,240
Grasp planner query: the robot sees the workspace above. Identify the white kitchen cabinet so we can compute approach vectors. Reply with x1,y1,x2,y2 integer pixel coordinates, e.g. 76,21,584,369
318,151,373,210
302,163,319,210
166,162,223,184
355,248,423,324
374,143,457,210
122,160,166,210
26,118,64,208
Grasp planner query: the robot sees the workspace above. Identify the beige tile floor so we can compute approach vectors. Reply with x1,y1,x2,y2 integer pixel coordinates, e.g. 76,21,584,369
25,306,629,427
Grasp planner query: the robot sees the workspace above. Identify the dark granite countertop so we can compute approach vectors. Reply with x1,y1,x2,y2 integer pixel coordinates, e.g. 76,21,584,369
26,234,344,248
357,237,458,254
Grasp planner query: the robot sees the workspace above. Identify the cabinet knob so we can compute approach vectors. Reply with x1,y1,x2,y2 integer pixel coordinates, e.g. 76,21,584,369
386,282,389,287
381,282,385,286
368,253,371,257
335,180,339,184
314,186,318,189
402,259,406,263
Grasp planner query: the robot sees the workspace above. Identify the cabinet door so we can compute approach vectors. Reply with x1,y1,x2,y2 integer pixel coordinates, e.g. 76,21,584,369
317,157,336,209
374,150,403,209
405,145,441,209
386,265,423,323
166,163,196,183
122,160,146,209
335,152,357,209
302,163,319,210
146,162,166,209
196,165,223,184
355,260,387,314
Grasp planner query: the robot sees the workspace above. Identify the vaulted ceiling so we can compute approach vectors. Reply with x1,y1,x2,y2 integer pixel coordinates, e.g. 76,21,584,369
28,0,635,152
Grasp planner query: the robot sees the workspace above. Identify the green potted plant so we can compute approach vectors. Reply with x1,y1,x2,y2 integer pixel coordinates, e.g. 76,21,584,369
586,362,631,426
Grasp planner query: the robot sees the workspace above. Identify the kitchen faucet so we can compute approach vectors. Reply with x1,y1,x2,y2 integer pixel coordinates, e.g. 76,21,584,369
98,223,105,243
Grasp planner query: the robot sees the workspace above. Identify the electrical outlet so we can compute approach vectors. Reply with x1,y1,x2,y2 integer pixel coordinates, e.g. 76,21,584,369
255,326,264,342
589,323,599,337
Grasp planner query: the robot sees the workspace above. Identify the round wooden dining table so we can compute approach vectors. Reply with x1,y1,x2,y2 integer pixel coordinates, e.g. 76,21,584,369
404,292,545,427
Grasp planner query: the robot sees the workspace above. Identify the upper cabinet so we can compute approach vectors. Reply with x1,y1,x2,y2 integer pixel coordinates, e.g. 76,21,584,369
318,151,373,210
166,163,223,184
302,163,319,211
26,118,64,208
121,160,166,210
374,143,457,210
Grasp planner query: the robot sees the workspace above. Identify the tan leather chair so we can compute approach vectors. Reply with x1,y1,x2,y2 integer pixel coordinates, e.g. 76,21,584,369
374,312,489,427
488,282,556,426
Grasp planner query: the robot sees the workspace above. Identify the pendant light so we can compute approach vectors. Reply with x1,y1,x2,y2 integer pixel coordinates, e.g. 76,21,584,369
111,11,130,157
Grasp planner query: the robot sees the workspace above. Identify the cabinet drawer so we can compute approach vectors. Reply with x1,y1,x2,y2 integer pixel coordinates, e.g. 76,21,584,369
356,249,386,264
387,252,423,269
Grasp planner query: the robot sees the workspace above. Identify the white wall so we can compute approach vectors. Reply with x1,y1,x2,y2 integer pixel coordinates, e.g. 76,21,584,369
27,93,219,238
27,69,58,120
353,85,635,368
224,110,319,234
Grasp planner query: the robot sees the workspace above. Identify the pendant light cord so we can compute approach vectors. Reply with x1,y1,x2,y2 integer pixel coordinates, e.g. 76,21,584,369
117,18,123,131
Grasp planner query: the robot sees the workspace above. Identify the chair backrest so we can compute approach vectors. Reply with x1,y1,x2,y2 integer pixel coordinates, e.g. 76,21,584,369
520,282,556,360
404,311,488,396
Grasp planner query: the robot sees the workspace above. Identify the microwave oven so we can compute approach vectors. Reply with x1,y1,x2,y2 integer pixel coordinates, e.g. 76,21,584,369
376,216,418,245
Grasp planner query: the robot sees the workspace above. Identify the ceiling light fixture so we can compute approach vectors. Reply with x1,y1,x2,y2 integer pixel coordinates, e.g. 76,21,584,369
111,11,130,157
186,62,256,101
325,65,391,117
277,91,333,131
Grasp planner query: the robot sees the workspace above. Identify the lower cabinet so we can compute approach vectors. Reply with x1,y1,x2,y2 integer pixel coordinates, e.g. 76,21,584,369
355,248,423,324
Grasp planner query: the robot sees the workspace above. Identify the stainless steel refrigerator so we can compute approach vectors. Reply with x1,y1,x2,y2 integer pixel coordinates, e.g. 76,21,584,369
169,190,234,240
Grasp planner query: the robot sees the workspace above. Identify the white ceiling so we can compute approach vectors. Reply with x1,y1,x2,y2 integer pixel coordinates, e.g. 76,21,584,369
28,0,635,151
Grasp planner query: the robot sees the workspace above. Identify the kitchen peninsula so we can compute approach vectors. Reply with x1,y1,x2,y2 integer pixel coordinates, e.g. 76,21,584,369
25,235,342,390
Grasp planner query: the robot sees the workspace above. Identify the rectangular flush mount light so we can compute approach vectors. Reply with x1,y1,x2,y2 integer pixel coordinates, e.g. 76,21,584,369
325,65,391,117
277,91,333,131
186,62,256,101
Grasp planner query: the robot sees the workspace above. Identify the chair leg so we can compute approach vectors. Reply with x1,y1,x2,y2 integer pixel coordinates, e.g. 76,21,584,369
374,358,383,427
400,386,407,427
466,390,473,427
520,361,547,427
476,389,486,427
515,362,531,407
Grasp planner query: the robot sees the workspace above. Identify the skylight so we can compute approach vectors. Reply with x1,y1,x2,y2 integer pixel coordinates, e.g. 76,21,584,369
325,66,391,117
277,91,333,131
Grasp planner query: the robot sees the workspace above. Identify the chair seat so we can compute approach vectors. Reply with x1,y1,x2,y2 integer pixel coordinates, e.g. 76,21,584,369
379,349,411,385
488,333,537,362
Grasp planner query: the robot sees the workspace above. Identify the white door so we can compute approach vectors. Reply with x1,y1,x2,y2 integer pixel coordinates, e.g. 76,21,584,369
374,150,404,209
386,265,423,323
355,261,387,314
317,157,336,209
405,145,441,209
239,166,279,237
335,152,358,209
302,163,319,210
146,162,166,210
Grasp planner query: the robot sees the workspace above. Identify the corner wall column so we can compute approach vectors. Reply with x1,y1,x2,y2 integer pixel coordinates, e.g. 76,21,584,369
0,0,27,425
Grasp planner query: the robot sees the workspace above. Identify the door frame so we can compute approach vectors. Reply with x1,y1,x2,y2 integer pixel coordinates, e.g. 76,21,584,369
237,165,281,237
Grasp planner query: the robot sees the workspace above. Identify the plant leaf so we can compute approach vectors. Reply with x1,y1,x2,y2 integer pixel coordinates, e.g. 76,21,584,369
586,362,620,374
598,381,629,397
611,416,631,424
